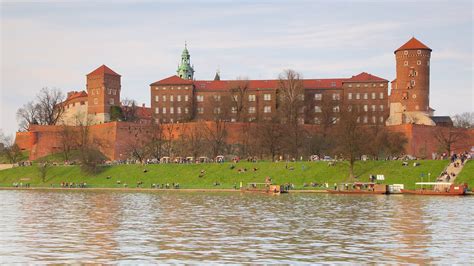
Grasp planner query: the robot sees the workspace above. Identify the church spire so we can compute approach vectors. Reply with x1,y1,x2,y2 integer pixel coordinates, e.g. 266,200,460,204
177,42,194,80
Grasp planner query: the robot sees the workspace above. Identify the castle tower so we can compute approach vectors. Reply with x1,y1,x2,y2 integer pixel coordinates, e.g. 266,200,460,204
86,65,121,124
177,43,195,80
386,37,435,126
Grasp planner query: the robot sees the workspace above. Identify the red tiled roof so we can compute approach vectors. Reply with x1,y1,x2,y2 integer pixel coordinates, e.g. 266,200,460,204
395,37,432,53
87,64,121,77
65,91,88,102
150,75,194,86
193,78,347,90
136,106,152,118
345,72,387,82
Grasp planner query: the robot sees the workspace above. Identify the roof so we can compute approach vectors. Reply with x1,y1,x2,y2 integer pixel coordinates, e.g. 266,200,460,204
87,65,121,77
136,106,152,118
193,78,348,90
150,75,194,86
430,116,453,124
395,37,432,53
345,72,388,82
65,91,88,102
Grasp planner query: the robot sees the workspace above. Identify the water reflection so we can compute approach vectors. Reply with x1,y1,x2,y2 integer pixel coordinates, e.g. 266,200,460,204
0,190,472,264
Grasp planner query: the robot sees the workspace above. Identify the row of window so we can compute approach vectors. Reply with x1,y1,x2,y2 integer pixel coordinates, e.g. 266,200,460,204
313,116,384,124
90,88,117,96
404,60,429,66
155,95,189,102
313,104,384,113
313,93,340,101
155,107,190,114
348,92,384,100
347,83,385,88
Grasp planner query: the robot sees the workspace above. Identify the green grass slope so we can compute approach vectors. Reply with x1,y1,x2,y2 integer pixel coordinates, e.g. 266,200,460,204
455,160,474,187
0,160,458,190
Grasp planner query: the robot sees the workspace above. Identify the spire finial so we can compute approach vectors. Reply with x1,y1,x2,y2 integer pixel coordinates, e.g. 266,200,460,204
185,40,187,48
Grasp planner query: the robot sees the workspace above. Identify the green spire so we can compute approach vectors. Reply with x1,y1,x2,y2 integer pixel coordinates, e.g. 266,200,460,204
177,41,194,80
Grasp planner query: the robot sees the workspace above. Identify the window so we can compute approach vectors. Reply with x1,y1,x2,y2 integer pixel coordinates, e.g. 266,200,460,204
197,95,204,102
364,84,368,87
162,107,167,114
410,80,416,87
94,98,98,105
371,92,376,99
177,95,181,102
107,89,111,95
372,116,376,124
363,116,368,123
264,94,271,101
314,117,321,124
170,107,174,114
330,82,336,87
155,95,159,102
232,95,238,102
248,107,256,114
177,86,181,90
380,92,384,99
356,84,360,87
264,106,271,113
177,107,181,114
185,107,189,114
332,93,340,100
348,93,352,100
197,107,204,114
185,95,189,102
162,95,167,102
363,105,368,112
231,107,237,114
170,95,174,102
379,84,384,87
371,105,376,112
113,89,116,95
314,106,322,113
314,93,322,100
356,93,360,100
109,98,114,105
402,92,408,100
331,117,337,124
248,95,256,102
214,107,221,114
155,107,159,114
417,50,421,55
379,105,384,112
298,94,305,101
380,116,384,123
404,50,408,55
417,60,421,65
348,84,352,88
404,61,408,66
333,105,340,112
213,95,221,101
363,93,368,100
372,84,376,87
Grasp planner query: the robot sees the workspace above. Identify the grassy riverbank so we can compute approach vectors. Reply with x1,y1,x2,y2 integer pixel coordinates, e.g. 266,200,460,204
0,160,468,190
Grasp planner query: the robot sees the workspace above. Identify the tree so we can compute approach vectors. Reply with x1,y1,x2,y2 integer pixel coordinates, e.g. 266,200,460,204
121,98,139,122
256,119,284,161
37,162,49,183
434,126,467,155
16,87,65,131
452,112,474,129
110,106,124,121
16,101,39,131
229,78,250,122
75,115,105,173
59,125,77,161
0,133,23,164
334,105,369,180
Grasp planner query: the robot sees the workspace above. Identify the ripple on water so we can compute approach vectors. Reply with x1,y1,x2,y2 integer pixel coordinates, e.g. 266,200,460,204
0,190,473,264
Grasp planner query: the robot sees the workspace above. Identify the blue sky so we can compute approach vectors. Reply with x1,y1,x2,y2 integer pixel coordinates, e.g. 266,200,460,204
1,0,472,137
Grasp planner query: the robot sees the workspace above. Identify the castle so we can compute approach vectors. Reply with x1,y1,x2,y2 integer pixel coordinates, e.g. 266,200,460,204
16,37,473,160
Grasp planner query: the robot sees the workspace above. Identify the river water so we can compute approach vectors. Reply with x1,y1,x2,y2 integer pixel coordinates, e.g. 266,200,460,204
0,190,472,264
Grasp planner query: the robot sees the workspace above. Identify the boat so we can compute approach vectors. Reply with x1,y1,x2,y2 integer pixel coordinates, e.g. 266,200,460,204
242,183,288,194
327,182,388,194
401,182,468,196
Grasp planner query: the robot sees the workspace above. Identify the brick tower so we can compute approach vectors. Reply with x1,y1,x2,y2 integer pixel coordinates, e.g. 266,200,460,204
386,37,435,126
86,65,121,124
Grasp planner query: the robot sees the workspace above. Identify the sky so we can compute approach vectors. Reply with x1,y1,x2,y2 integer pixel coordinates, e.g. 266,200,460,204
1,0,473,137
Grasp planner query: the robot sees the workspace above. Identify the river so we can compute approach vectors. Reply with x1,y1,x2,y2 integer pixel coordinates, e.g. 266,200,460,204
0,190,472,264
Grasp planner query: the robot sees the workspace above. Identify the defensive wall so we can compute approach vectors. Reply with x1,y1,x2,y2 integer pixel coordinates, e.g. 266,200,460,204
15,122,474,161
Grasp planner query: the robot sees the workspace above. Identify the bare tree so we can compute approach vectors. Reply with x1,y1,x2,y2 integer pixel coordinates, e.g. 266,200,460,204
59,125,77,161
182,122,205,159
75,115,105,173
229,78,250,122
256,119,284,161
0,134,22,163
277,70,305,124
334,105,369,180
16,101,39,131
35,87,65,125
452,112,474,129
434,126,467,155
121,98,139,122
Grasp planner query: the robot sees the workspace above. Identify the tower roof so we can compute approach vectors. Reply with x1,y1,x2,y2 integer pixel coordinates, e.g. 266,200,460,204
395,37,432,53
87,64,121,77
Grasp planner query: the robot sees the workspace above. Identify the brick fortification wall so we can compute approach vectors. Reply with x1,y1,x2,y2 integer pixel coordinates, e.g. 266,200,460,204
15,122,474,161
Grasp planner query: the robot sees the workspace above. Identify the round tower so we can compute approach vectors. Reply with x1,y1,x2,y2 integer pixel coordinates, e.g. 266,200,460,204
393,37,432,113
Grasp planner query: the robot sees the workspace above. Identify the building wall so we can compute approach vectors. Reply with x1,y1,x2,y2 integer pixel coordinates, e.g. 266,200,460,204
343,81,389,124
87,74,121,123
150,84,194,123
59,97,88,126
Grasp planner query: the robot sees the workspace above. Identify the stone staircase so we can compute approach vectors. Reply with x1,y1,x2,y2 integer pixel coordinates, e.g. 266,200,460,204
436,158,468,184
